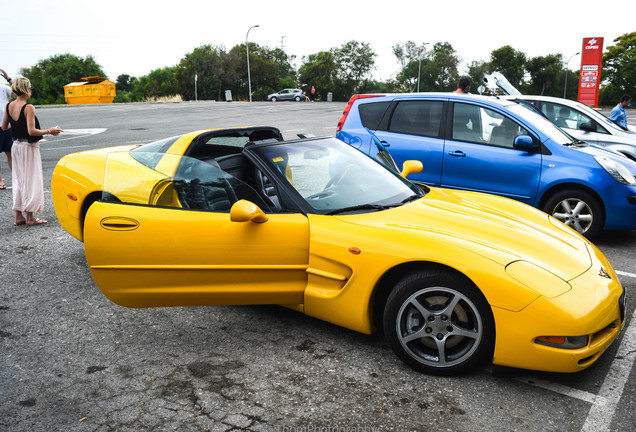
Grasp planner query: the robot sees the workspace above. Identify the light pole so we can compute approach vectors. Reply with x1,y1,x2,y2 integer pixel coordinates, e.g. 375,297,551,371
246,24,260,102
563,51,580,99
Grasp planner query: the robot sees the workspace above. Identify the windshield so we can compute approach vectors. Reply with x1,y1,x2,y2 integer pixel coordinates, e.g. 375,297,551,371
251,137,423,213
507,103,574,145
574,102,630,131
101,152,271,212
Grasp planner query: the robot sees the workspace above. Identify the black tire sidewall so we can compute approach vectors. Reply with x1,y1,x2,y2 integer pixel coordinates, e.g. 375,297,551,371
383,270,495,375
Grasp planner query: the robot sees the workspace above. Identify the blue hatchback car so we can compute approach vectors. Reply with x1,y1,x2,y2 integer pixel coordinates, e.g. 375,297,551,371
336,93,636,238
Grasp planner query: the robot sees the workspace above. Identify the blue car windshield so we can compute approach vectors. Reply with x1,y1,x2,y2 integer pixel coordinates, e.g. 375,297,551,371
508,103,573,145
251,137,424,213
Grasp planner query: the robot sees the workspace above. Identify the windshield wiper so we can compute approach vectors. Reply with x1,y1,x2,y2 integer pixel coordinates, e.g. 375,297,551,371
326,194,421,215
326,203,397,215
564,138,588,147
401,194,423,204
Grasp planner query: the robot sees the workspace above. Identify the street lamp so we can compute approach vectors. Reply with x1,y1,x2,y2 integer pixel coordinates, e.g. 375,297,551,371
246,24,260,102
563,51,580,99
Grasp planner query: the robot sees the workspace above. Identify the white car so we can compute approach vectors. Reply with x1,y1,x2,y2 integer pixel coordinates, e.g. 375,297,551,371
266,88,306,102
503,95,636,161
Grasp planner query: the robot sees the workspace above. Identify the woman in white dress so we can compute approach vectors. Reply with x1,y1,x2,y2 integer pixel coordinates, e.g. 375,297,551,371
1,77,62,225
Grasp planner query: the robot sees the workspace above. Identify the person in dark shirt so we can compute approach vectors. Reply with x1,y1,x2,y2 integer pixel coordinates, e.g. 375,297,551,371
1,77,62,225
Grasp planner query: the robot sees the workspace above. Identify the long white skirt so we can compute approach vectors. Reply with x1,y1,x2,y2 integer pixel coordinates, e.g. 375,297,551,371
12,140,44,213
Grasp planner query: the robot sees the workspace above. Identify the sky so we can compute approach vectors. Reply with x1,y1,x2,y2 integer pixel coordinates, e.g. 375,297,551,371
1,0,634,86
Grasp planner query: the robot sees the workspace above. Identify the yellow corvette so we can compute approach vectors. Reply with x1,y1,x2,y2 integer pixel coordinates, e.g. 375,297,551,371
51,126,625,375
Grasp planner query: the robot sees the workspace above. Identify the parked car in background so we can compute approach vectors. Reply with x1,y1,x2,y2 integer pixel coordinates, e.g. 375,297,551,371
336,93,636,238
52,128,625,375
503,95,636,161
267,88,306,102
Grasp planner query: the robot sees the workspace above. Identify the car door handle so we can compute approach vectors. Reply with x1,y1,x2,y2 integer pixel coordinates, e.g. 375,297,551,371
100,217,140,231
380,141,390,147
448,150,466,157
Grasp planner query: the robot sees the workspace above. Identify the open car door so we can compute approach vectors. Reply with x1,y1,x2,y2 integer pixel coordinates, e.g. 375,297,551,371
83,152,309,308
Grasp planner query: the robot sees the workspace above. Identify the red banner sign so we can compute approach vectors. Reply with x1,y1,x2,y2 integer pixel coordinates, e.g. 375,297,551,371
577,37,604,107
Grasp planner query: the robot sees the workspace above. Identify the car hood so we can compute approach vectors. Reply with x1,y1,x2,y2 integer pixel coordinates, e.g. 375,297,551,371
577,143,636,173
337,187,592,281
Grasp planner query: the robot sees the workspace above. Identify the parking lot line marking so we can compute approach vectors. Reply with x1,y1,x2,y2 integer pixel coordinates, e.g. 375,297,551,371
514,376,599,404
582,307,636,432
42,144,93,151
616,270,636,278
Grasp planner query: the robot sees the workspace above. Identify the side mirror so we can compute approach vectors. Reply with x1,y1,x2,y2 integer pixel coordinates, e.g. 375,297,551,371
579,122,594,132
400,160,423,178
230,200,269,223
513,135,538,153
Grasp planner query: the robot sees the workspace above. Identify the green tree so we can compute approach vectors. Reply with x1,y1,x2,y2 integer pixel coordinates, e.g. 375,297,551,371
116,74,134,92
227,43,296,101
174,45,231,101
393,41,429,92
331,41,377,100
132,67,178,100
601,32,636,105
489,46,527,88
417,42,460,92
467,60,490,94
298,51,336,101
19,53,106,104
525,54,564,96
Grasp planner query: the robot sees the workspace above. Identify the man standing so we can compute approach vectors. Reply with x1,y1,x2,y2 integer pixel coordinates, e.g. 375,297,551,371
0,68,14,190
610,95,631,129
454,77,471,94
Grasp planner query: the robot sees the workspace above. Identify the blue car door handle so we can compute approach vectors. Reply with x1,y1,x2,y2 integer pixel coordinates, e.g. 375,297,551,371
448,150,466,157
380,141,390,147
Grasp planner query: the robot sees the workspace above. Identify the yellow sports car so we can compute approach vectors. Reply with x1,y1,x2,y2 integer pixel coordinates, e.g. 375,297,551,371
52,126,625,375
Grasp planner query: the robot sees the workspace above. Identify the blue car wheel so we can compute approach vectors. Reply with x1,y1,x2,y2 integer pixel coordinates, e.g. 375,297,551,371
543,189,603,238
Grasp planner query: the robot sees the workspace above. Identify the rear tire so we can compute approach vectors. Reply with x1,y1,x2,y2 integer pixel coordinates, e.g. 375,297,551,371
543,189,602,238
383,270,495,375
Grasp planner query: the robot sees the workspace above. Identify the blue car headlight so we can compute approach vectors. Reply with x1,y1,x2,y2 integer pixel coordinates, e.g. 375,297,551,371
595,156,636,185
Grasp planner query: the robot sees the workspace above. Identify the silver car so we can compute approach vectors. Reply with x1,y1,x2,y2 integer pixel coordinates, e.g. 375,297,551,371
267,88,306,102
503,95,636,161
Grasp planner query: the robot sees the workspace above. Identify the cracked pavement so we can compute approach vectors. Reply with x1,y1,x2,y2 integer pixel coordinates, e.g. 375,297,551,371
1,102,635,431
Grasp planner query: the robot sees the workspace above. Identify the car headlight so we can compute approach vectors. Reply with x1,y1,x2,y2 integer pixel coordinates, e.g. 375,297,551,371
535,335,589,349
595,156,636,185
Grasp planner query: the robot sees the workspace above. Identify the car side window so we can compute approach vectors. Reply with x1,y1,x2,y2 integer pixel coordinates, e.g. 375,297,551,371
540,102,599,132
452,103,528,149
102,153,272,214
173,157,272,213
359,101,391,129
387,100,443,138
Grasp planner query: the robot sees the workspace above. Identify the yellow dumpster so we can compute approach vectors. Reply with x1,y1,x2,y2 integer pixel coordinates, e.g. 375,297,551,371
64,76,116,104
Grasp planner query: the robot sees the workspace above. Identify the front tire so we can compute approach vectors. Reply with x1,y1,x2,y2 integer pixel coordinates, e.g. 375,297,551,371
383,270,495,375
271,97,278,102
543,189,602,238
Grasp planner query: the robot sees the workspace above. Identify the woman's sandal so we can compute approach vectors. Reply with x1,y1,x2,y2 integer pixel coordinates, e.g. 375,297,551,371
26,218,47,226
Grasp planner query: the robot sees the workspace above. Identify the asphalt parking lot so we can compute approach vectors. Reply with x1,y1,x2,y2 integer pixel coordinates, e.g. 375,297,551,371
1,101,635,432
